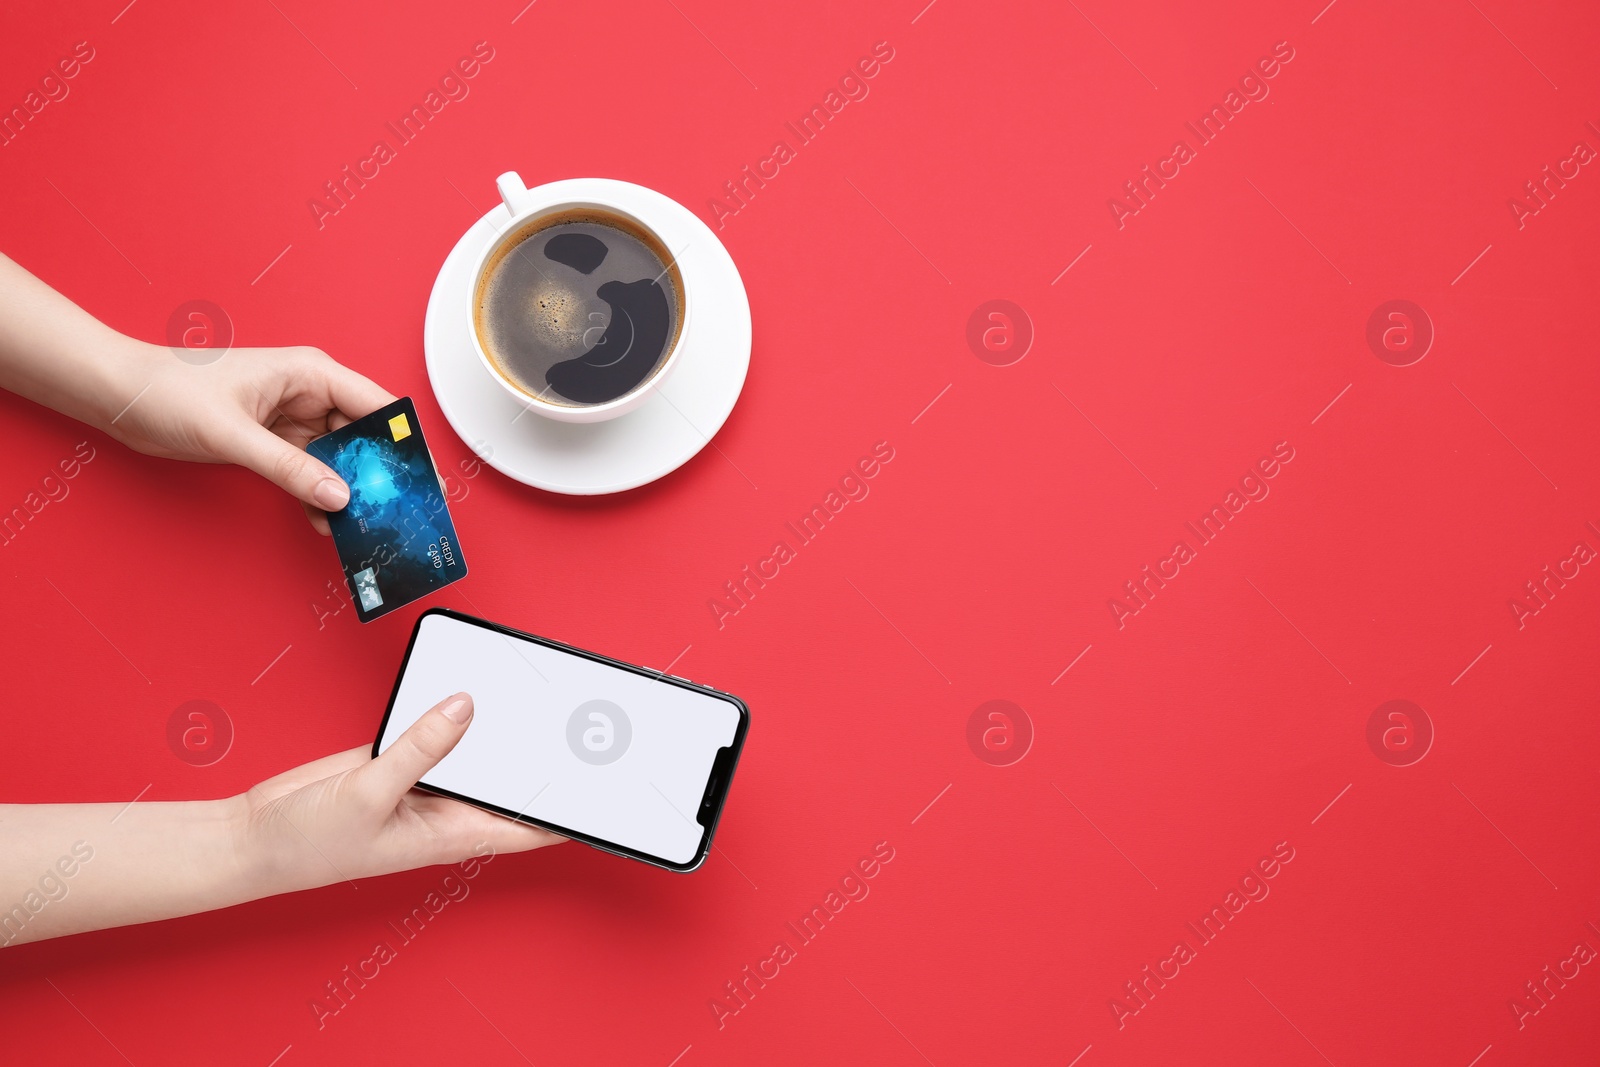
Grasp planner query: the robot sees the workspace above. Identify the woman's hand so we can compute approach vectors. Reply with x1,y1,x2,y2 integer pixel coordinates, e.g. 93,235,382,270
101,340,397,535
1,693,562,948
0,254,402,534
232,693,564,897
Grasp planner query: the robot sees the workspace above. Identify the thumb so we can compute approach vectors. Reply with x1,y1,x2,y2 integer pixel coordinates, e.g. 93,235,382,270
228,423,351,512
364,693,474,800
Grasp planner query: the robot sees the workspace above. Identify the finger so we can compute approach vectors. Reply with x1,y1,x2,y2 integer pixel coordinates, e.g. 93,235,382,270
466,818,567,856
310,351,399,423
224,421,350,512
301,500,332,536
362,693,473,800
408,796,569,854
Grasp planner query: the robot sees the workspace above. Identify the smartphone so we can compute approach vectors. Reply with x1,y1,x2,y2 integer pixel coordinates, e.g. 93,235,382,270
372,608,749,872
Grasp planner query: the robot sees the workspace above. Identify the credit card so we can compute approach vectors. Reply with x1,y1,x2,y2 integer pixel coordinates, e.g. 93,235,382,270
307,397,467,623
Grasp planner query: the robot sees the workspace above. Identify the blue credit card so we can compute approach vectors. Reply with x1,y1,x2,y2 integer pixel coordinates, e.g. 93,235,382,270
307,397,467,623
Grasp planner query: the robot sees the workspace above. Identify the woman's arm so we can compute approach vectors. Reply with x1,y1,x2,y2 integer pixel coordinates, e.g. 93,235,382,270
0,251,397,533
0,694,563,947
0,250,143,432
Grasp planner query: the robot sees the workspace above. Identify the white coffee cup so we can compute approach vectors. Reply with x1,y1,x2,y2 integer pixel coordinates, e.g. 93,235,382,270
469,172,692,423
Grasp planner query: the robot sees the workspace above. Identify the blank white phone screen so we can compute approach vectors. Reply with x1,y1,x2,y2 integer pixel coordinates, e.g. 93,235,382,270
377,613,741,865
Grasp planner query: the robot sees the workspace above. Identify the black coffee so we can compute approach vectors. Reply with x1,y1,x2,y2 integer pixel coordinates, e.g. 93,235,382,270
475,209,683,406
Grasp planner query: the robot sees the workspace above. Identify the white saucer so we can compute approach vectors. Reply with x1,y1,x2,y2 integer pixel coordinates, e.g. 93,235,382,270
423,178,751,495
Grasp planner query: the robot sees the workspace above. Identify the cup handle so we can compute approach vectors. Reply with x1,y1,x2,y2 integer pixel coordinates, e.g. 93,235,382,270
496,171,533,217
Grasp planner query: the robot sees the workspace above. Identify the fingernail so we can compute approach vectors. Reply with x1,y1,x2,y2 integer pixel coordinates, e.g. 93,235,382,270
441,696,472,724
314,478,349,510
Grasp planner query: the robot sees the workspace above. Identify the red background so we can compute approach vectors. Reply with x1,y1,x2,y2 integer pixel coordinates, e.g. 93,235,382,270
3,0,1599,1064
